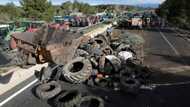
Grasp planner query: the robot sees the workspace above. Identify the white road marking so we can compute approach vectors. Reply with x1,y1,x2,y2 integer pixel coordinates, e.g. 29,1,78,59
159,29,180,56
0,79,38,107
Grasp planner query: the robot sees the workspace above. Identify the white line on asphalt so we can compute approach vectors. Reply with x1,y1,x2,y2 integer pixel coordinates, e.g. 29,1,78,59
159,29,180,56
0,79,38,107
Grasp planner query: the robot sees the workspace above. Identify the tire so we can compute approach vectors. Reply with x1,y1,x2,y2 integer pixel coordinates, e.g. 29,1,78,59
35,81,61,100
101,46,113,55
116,43,130,52
54,90,81,107
62,57,92,84
74,49,89,58
94,38,107,48
119,67,134,78
96,34,109,44
120,77,141,95
77,96,104,107
99,55,121,74
95,78,109,88
105,55,121,72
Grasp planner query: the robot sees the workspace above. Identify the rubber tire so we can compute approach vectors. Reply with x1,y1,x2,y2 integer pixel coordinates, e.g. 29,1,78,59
101,46,113,55
94,38,107,48
119,67,134,78
95,34,109,44
120,77,141,95
54,90,81,107
95,78,109,88
35,81,61,100
74,49,89,58
77,96,104,107
105,55,121,72
62,57,92,84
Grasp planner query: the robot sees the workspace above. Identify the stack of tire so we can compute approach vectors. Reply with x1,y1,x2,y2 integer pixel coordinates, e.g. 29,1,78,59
34,31,148,107
35,81,104,107
62,34,115,84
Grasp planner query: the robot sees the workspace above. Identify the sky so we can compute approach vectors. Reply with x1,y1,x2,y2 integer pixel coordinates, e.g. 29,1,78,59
0,0,166,6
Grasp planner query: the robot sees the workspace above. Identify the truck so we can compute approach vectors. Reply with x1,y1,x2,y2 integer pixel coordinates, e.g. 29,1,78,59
131,16,143,29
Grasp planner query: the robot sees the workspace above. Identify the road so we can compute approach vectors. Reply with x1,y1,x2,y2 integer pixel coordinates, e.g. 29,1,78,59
1,27,190,107
128,28,190,73
143,28,190,69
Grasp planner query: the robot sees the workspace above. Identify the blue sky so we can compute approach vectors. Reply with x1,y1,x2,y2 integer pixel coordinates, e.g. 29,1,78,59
0,0,166,6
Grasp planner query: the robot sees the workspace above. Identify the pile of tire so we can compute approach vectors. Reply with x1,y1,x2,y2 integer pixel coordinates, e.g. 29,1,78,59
54,90,82,107
35,81,62,100
54,92,104,107
33,31,150,107
35,82,105,107
61,34,118,84
62,57,92,84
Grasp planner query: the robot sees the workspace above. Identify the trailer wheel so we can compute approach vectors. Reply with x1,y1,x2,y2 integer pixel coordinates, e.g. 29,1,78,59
77,96,104,107
54,90,81,107
62,57,92,83
35,81,61,100
14,49,27,66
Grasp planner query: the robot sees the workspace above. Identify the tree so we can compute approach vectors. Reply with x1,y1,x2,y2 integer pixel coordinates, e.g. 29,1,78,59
0,13,11,22
60,1,96,15
0,3,21,21
20,0,55,21
60,1,73,15
157,0,190,29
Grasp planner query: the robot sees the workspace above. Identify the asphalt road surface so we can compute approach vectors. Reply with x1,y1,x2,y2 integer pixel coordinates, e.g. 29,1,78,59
143,28,190,69
2,27,190,107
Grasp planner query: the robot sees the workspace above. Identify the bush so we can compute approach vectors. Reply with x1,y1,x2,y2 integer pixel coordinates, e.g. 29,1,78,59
0,13,11,22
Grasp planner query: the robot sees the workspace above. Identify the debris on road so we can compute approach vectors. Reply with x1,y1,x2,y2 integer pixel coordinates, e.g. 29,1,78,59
28,20,151,107
54,90,82,107
77,96,104,107
0,19,149,107
35,81,62,100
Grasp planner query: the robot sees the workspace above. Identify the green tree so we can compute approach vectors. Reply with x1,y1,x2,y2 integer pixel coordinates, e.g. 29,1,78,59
185,0,190,23
0,3,21,21
20,0,55,21
0,13,11,22
60,1,96,15
60,1,73,15
157,0,190,29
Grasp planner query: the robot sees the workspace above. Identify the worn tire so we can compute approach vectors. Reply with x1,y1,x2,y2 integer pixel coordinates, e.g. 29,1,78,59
62,57,92,83
120,77,141,94
94,38,107,48
101,46,113,55
119,67,134,78
105,55,121,72
74,49,89,58
95,78,109,88
116,43,130,52
77,96,104,107
54,90,81,107
96,34,109,44
35,81,61,100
